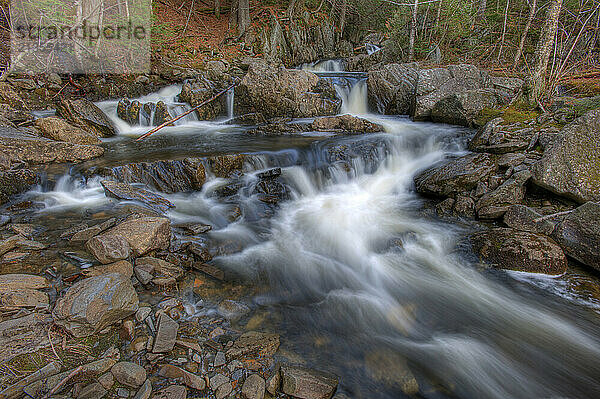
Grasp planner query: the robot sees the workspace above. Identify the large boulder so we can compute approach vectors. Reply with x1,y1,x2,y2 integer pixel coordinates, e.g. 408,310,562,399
56,98,116,137
53,273,139,337
469,117,537,154
367,63,419,115
532,110,600,203
476,169,531,219
431,89,507,127
470,228,568,275
280,366,338,399
503,205,556,236
35,117,101,145
552,202,600,271
235,62,341,119
0,169,39,205
414,153,497,197
179,77,226,120
311,115,383,133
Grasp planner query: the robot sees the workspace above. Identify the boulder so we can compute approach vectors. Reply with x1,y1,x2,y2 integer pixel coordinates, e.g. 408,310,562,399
152,385,187,399
476,169,531,219
431,89,507,127
414,153,497,197
552,202,600,271
0,274,49,290
56,98,116,137
133,379,152,399
86,234,132,264
226,331,280,359
0,104,32,125
153,313,178,353
101,180,175,213
503,205,556,236
367,63,419,115
71,218,117,242
179,77,225,120
471,228,568,275
111,362,147,388
532,110,600,203
53,273,139,337
83,260,134,279
235,62,341,119
0,169,39,204
311,115,383,133
35,117,101,145
158,364,205,390
469,117,536,154
241,374,265,399
281,366,338,399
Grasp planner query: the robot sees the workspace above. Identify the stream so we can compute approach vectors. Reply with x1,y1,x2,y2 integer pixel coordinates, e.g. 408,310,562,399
8,60,600,398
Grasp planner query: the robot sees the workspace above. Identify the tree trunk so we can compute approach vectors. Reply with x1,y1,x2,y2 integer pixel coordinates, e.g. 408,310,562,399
409,0,418,61
215,0,220,17
528,0,563,103
339,0,348,37
237,0,250,37
513,0,537,69
497,0,510,62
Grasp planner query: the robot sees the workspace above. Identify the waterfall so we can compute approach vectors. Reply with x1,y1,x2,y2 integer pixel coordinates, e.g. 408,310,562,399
226,87,235,119
365,43,382,55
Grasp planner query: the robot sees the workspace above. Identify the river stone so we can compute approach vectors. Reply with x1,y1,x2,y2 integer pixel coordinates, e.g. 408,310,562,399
218,299,250,320
0,289,49,310
226,331,280,359
476,169,531,219
101,180,175,213
242,374,265,399
364,351,419,395
83,260,134,279
152,385,187,399
281,366,338,399
112,362,147,388
0,169,39,205
0,273,49,290
552,202,600,271
133,379,152,399
53,273,139,337
86,234,132,264
71,218,117,242
215,382,232,399
56,98,116,137
0,82,27,109
311,114,383,133
503,205,556,235
471,228,568,275
532,110,600,203
77,382,108,399
35,117,101,145
367,63,419,115
158,364,205,390
136,257,183,280
414,153,497,197
153,313,179,353
431,88,505,127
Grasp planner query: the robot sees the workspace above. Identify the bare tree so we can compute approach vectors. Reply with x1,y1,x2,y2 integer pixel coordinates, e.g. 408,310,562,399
238,0,250,37
215,0,220,17
513,0,537,69
339,0,348,36
409,0,418,60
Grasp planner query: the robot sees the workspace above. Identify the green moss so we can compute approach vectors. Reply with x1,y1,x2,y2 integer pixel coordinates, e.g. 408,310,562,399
476,106,540,127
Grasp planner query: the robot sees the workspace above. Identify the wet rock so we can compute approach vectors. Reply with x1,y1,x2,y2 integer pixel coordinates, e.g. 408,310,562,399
101,180,175,213
174,222,212,235
476,169,531,219
179,77,225,120
453,195,476,218
153,313,178,353
226,331,280,360
133,379,152,399
266,369,281,395
235,62,341,119
93,216,171,258
0,273,48,290
117,388,130,397
311,114,383,133
218,300,250,320
365,351,419,395
56,98,116,137
71,218,117,242
242,374,265,399
552,202,600,271
0,289,49,310
35,117,101,145
248,119,310,136
86,234,132,264
431,89,506,127
153,101,173,126
281,366,338,399
0,313,57,362
0,104,32,125
0,82,27,109
210,373,230,389
414,153,497,197
111,362,147,388
152,385,186,399
136,307,152,322
158,364,205,390
471,228,568,275
367,63,419,115
53,273,139,337
532,110,600,203
207,154,246,178
136,257,183,281
503,205,556,235
0,214,10,227
77,383,108,399
214,351,226,367
469,118,536,154
0,169,39,205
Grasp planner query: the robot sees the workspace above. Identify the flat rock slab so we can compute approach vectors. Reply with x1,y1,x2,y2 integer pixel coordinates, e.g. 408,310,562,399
281,366,338,399
158,364,205,390
226,331,280,359
153,313,179,353
101,180,175,213
552,202,600,271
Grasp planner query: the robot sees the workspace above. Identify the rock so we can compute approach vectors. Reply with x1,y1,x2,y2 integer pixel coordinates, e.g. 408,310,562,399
56,98,116,137
153,313,179,353
469,118,537,154
35,117,101,145
414,153,497,197
226,331,280,360
53,273,139,337
0,169,39,205
71,218,117,242
0,313,57,362
91,217,171,258
158,364,205,390
532,110,600,203
101,180,175,213
471,228,568,275
311,115,383,133
174,222,212,235
235,62,341,119
77,383,108,399
476,169,531,219
0,104,32,125
0,289,49,310
281,366,338,399
364,351,419,395
83,260,134,279
152,385,186,399
367,63,419,115
431,89,506,127
242,374,265,399
0,273,48,290
86,234,132,264
210,373,230,389
154,102,173,126
98,372,115,389
111,362,147,388
213,351,226,367
136,257,183,281
133,379,152,399
179,77,225,120
192,263,224,281
266,369,281,395
215,382,232,399
218,300,250,320
552,202,600,271
503,205,556,235
136,307,152,322
0,82,27,109
491,76,524,96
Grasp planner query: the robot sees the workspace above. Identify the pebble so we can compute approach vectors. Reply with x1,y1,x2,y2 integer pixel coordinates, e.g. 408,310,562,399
117,388,130,397
213,351,226,368
135,307,152,322
210,373,229,389
111,362,147,388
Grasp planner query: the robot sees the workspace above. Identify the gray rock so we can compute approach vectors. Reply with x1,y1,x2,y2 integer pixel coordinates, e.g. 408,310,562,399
135,307,152,322
152,385,186,399
281,366,338,399
476,169,531,219
77,383,108,399
226,331,280,360
241,374,265,399
503,205,556,235
133,379,152,399
367,63,419,114
35,117,101,145
210,373,230,389
153,314,178,353
101,181,175,213
471,228,568,275
311,114,383,133
265,368,281,395
431,88,506,127
532,110,600,203
552,202,600,271
117,388,130,397
213,351,226,368
53,273,139,337
56,98,116,137
98,372,115,389
470,118,536,154
86,234,132,264
111,362,147,388
158,364,205,390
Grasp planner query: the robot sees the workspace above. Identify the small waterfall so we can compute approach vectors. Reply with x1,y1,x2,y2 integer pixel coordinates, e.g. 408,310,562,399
365,43,382,55
300,59,345,73
226,87,235,119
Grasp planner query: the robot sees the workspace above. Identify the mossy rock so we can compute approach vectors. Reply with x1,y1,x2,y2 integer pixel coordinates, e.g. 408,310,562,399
476,105,539,127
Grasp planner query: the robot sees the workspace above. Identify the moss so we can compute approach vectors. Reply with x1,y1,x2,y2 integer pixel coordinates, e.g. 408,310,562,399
476,106,540,127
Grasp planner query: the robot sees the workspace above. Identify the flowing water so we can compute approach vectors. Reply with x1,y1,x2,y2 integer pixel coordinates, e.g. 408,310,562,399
13,62,600,398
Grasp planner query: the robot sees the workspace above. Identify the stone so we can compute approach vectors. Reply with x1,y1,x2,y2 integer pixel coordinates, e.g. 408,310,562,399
83,260,134,279
311,115,383,133
552,202,600,271
56,98,116,137
503,205,556,236
133,379,152,399
152,385,186,399
135,307,152,322
0,169,39,205
476,169,531,219
86,234,132,264
0,289,49,310
96,217,171,257
153,313,178,353
367,63,419,115
471,228,568,275
242,374,265,399
281,366,338,399
98,372,115,389
215,382,232,399
174,222,212,235
218,300,250,320
159,364,205,390
265,369,281,395
226,331,280,359
431,88,505,127
213,351,226,368
117,388,130,397
71,218,117,242
101,181,175,213
469,118,535,154
77,383,108,399
532,110,600,203
364,351,418,395
53,273,139,337
136,257,184,280
35,117,101,145
112,362,147,388
0,274,49,290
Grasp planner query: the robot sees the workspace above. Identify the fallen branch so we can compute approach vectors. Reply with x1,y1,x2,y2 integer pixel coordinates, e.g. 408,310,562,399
136,81,237,142
41,365,83,399
534,210,573,222
0,362,61,399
